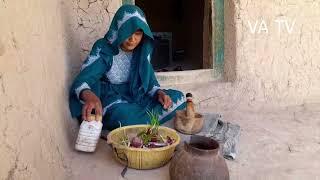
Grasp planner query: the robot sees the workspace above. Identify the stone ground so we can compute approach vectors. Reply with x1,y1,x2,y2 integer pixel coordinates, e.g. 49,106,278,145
68,101,320,180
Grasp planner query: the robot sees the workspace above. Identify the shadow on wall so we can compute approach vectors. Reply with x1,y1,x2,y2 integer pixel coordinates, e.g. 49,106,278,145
224,0,237,82
60,1,82,148
61,1,83,83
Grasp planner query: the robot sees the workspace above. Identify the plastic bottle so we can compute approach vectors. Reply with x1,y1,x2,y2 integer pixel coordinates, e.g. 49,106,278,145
75,115,103,152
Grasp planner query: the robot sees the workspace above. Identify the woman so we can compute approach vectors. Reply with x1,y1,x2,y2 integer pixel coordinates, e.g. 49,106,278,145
69,5,186,130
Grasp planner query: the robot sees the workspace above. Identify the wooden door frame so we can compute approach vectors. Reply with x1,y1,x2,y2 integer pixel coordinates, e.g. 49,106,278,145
203,0,213,69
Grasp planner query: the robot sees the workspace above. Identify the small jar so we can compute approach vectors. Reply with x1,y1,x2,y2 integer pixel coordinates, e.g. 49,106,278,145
75,115,103,152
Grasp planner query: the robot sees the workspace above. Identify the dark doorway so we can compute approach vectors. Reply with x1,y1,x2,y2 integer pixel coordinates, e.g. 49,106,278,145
136,0,205,71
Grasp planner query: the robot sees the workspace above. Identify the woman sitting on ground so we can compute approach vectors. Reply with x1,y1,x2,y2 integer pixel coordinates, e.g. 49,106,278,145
69,5,186,130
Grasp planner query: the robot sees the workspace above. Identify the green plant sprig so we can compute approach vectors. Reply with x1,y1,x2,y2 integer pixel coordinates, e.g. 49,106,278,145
147,110,160,131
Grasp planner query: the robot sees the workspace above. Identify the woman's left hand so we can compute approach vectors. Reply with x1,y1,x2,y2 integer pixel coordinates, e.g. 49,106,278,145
157,90,173,109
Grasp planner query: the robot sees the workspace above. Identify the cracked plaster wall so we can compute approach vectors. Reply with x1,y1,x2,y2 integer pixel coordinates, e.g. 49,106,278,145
66,0,121,77
0,0,120,179
223,0,320,106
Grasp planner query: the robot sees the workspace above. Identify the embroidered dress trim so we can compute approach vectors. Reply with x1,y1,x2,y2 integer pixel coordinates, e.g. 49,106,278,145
103,99,128,115
75,82,91,99
148,85,160,97
117,10,147,29
106,49,132,84
81,48,101,70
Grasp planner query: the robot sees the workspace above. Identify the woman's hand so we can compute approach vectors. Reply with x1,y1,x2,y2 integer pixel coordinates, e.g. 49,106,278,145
157,90,172,110
80,89,103,121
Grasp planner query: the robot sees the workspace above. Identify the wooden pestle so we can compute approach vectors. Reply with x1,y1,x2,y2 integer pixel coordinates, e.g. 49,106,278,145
186,93,195,118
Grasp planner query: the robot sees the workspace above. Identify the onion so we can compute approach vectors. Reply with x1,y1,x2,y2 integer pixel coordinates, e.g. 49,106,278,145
130,137,143,148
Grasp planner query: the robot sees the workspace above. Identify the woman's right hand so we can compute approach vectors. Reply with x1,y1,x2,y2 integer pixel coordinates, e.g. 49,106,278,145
80,89,103,121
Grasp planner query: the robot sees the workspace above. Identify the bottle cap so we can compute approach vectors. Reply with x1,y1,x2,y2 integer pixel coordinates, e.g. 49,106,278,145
88,115,95,121
186,93,193,98
96,115,102,121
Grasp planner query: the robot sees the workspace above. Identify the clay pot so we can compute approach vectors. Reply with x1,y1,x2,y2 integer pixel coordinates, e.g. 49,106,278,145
169,135,229,180
174,110,204,134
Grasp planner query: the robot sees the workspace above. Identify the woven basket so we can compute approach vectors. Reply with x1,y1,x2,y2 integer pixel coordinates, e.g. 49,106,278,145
107,125,180,169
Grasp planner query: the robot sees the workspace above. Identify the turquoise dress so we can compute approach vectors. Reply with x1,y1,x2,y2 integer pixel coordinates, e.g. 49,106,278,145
69,5,186,130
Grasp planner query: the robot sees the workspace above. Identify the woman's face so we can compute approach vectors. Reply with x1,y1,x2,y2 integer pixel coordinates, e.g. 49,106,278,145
120,30,143,52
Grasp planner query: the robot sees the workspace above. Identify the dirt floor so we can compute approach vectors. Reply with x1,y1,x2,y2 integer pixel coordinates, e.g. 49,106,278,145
68,102,320,180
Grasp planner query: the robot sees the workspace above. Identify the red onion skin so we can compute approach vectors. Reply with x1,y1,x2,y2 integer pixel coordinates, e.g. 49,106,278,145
130,137,143,148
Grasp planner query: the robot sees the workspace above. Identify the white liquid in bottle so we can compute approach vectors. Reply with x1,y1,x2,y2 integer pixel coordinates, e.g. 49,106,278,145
75,115,102,152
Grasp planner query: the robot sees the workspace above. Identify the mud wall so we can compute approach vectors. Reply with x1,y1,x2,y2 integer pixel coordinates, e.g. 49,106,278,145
224,0,320,105
0,0,120,179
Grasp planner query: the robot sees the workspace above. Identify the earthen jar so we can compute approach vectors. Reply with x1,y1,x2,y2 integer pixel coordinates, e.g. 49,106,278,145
169,135,229,180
